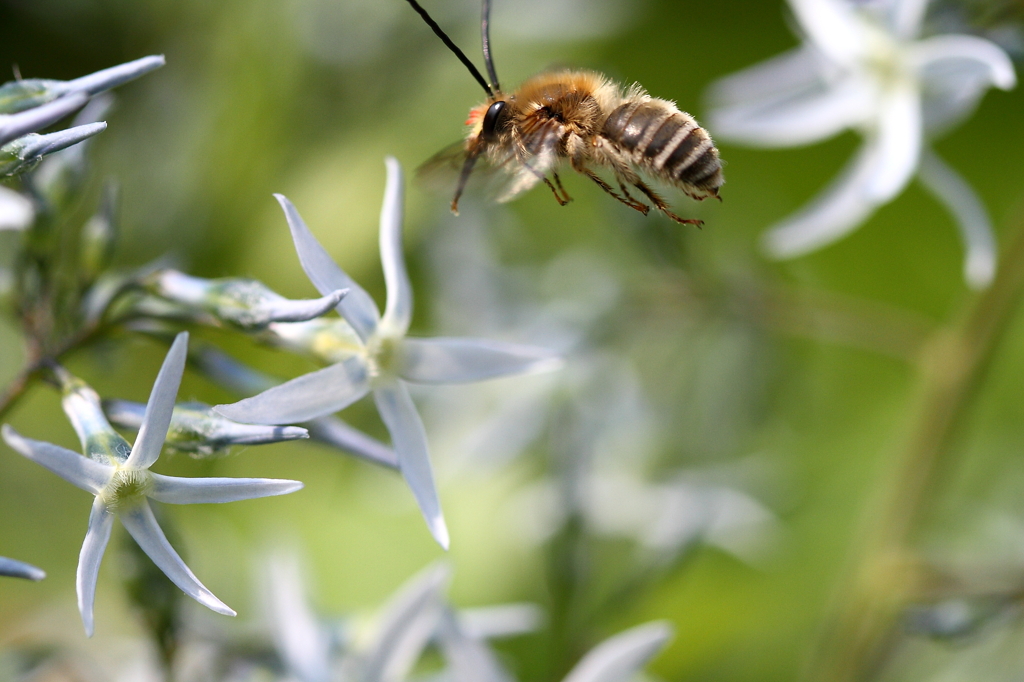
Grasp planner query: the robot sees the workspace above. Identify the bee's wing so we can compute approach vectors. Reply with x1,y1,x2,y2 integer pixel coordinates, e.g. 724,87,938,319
494,118,563,203
416,140,520,203
416,118,564,206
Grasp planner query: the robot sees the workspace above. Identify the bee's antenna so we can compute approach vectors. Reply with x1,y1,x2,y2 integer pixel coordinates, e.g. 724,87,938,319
402,0,495,98
481,0,500,92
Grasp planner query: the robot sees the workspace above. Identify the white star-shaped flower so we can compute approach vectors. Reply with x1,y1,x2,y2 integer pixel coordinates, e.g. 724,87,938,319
707,0,1016,288
215,158,560,549
1,332,303,636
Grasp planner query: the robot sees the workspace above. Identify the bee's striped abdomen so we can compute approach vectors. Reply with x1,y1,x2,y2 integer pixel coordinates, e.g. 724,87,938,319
600,101,722,197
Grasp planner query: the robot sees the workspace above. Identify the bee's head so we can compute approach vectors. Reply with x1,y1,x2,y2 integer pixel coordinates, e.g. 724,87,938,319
466,99,508,144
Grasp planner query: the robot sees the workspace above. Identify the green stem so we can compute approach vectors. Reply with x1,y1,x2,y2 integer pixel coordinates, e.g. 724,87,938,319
0,320,112,421
807,214,1024,682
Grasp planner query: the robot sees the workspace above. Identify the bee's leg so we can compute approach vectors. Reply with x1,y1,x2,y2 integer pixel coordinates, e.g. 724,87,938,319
519,157,570,205
572,161,650,215
451,147,482,215
632,177,704,227
616,179,645,207
552,171,572,203
540,175,571,206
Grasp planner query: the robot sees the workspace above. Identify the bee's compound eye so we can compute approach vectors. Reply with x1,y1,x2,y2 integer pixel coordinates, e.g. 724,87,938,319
482,101,507,142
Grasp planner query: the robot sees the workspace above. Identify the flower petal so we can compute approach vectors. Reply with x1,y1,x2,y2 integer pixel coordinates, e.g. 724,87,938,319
77,497,114,637
912,35,1016,91
119,500,236,617
363,563,450,682
918,149,997,289
0,556,45,581
126,332,189,470
0,92,87,147
762,138,885,258
708,67,874,148
457,604,544,639
2,424,112,493
706,47,823,111
914,35,1017,134
305,416,399,469
275,194,380,340
890,0,930,39
373,381,449,550
437,607,513,682
398,337,561,384
379,157,413,336
149,473,302,504
0,185,33,231
787,0,870,66
214,357,371,425
561,621,673,682
264,553,332,682
864,83,921,202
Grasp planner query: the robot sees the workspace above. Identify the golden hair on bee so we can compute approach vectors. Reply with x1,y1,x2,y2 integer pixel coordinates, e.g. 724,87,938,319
403,0,723,226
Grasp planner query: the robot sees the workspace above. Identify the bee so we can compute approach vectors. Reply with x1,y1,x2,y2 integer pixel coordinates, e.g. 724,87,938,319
404,0,723,225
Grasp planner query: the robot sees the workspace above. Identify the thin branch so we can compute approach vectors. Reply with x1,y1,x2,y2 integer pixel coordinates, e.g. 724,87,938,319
805,210,1024,682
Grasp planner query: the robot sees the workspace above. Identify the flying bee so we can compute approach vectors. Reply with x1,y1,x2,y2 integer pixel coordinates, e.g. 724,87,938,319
405,0,723,225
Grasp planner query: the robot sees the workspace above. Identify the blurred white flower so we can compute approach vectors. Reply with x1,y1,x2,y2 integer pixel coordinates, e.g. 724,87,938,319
1,333,303,636
0,556,45,581
215,158,560,550
0,185,33,231
560,621,673,682
260,555,541,682
707,0,1016,288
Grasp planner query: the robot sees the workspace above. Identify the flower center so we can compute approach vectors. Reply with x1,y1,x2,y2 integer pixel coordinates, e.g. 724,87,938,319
367,334,400,379
100,468,152,510
861,18,913,90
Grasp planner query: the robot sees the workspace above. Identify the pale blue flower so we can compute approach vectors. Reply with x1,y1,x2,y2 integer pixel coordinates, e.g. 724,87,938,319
1,332,303,636
261,556,541,682
215,158,560,549
0,556,45,581
707,0,1016,288
192,344,397,469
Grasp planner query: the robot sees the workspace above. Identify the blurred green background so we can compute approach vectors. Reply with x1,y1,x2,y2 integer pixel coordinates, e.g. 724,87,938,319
1,0,1023,680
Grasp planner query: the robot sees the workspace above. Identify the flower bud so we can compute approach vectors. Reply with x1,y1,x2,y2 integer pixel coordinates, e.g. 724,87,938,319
0,56,164,115
103,398,309,458
79,182,119,283
0,123,106,177
149,269,347,331
56,367,132,464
